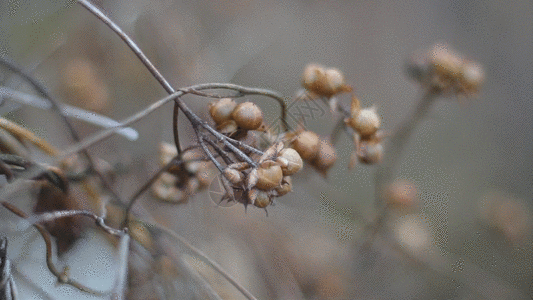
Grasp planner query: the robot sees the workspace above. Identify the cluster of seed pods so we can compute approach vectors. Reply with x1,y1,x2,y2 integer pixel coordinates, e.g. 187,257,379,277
152,143,213,204
406,42,484,96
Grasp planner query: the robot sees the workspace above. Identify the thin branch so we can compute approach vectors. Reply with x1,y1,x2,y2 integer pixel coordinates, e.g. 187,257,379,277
0,87,138,140
122,156,181,227
111,233,130,300
78,0,174,94
28,209,124,237
0,57,123,207
141,221,259,300
172,102,182,156
1,202,110,295
374,88,438,207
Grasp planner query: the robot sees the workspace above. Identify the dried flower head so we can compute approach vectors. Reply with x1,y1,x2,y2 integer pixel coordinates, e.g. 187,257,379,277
209,98,237,125
302,64,352,97
232,102,263,131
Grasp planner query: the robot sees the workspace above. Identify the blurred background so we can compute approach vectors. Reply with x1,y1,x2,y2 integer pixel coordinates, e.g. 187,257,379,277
0,0,531,299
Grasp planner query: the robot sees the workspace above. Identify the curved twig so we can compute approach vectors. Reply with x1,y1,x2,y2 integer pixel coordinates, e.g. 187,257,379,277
1,202,113,295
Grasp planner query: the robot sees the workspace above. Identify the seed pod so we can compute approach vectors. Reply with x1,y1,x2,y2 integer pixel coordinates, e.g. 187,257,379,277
385,180,418,210
324,68,351,95
459,61,484,93
223,168,244,185
429,43,464,78
209,98,237,125
254,190,271,208
351,107,380,137
277,148,303,176
275,176,292,196
247,168,259,190
302,64,326,95
152,183,185,203
247,188,259,205
358,141,383,164
256,160,283,190
290,131,320,161
312,138,337,175
232,102,263,130
216,120,239,134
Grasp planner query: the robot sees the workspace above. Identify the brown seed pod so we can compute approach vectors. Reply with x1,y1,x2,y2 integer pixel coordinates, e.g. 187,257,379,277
275,176,292,196
232,102,263,130
247,168,259,190
223,168,244,185
256,160,283,190
351,107,380,137
302,64,351,97
324,68,351,95
385,180,418,210
302,64,326,95
358,141,383,164
209,98,237,125
459,61,484,94
290,130,320,161
429,43,464,78
277,148,303,176
216,120,239,135
254,190,271,208
312,138,337,175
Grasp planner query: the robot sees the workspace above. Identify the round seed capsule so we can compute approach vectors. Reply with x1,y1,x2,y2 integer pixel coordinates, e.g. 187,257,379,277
209,98,237,125
290,131,320,161
351,107,380,137
254,190,271,208
256,161,283,190
312,139,337,174
358,141,383,164
232,102,263,131
277,148,303,176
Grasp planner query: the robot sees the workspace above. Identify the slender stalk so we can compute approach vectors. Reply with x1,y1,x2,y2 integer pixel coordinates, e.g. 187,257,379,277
143,222,259,300
374,88,438,206
0,57,123,206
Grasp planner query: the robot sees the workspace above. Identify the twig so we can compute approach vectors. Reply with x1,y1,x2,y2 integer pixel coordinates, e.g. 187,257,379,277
374,88,438,205
0,57,124,208
0,86,138,140
122,156,181,227
141,221,259,300
1,202,111,295
111,233,130,300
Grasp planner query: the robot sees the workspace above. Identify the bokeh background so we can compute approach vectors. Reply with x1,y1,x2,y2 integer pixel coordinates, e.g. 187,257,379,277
0,0,532,299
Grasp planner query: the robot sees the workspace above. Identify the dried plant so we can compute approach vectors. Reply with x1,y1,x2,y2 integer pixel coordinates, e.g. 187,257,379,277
0,1,530,300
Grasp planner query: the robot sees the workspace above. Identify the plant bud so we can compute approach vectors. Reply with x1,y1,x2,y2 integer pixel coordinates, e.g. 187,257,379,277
209,98,237,125
223,168,244,185
290,130,320,161
429,43,464,78
275,176,292,196
216,119,239,134
460,61,484,93
232,102,263,130
254,190,271,208
256,161,283,190
302,64,326,94
312,138,337,174
324,68,351,95
277,148,303,176
358,141,383,164
386,180,418,210
351,107,380,137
